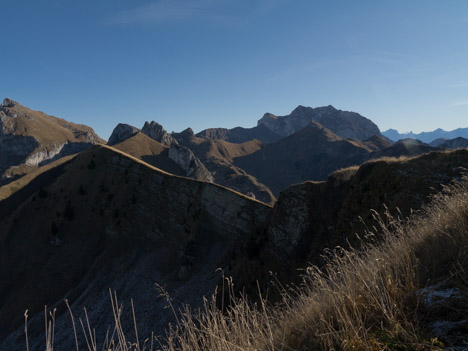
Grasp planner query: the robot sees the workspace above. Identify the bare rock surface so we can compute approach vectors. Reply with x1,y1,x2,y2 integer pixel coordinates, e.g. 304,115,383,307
142,121,178,146
257,105,381,141
107,123,140,145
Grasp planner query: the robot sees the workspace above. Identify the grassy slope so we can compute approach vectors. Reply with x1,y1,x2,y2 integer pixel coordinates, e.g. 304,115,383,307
22,149,468,351
153,176,468,351
110,132,187,177
179,134,277,204
0,101,104,146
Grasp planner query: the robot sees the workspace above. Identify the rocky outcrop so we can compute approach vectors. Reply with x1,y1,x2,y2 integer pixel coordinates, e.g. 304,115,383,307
107,123,140,145
168,143,214,182
0,98,102,183
142,121,178,146
258,105,381,141
141,121,214,183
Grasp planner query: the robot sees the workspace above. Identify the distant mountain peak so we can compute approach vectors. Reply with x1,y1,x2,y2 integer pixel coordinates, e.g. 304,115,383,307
383,127,468,143
108,123,139,145
258,105,380,141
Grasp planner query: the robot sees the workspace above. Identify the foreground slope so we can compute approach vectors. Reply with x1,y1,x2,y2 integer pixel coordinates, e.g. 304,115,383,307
156,175,468,351
227,148,468,296
0,145,270,349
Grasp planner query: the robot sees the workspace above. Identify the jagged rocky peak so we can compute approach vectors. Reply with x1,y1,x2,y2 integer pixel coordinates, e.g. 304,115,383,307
142,121,178,146
1,98,19,109
257,105,381,141
107,123,140,145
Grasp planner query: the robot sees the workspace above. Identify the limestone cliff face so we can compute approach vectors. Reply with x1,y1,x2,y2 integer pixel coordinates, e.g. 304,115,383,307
0,98,102,183
142,121,178,146
142,121,214,182
168,143,214,182
257,105,381,141
0,145,270,348
107,123,140,145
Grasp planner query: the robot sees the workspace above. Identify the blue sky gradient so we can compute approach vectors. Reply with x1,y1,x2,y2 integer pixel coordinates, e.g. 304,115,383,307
2,0,468,139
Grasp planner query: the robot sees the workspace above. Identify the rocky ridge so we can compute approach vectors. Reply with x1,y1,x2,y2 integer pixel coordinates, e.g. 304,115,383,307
257,105,381,140
0,98,102,184
383,127,468,144
107,122,214,182
107,123,140,146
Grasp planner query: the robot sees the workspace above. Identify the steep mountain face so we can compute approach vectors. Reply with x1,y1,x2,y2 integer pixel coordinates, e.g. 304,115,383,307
173,128,276,204
383,127,468,143
196,124,283,144
233,122,388,195
226,148,468,296
0,145,271,349
0,98,103,185
142,121,178,146
257,105,381,140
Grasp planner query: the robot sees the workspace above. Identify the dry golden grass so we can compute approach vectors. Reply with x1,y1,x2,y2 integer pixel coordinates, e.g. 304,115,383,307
33,176,468,350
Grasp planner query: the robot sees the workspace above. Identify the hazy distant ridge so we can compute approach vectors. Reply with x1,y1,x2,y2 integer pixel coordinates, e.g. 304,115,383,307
383,127,468,143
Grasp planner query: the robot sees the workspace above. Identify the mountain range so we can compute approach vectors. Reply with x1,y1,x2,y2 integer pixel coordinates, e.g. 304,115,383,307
1,98,468,348
383,127,468,143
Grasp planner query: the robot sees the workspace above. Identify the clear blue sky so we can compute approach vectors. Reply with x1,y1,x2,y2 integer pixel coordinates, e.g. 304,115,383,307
2,0,468,140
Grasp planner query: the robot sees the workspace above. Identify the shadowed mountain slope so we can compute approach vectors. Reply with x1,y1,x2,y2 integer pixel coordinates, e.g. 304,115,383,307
226,148,468,297
373,138,438,157
438,137,468,149
196,123,283,144
233,122,388,195
0,144,271,349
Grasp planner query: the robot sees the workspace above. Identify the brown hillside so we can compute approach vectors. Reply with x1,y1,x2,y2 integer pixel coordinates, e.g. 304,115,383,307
111,132,186,176
174,130,276,204
0,98,103,184
0,98,103,147
233,121,375,194
0,145,270,349
226,148,468,297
